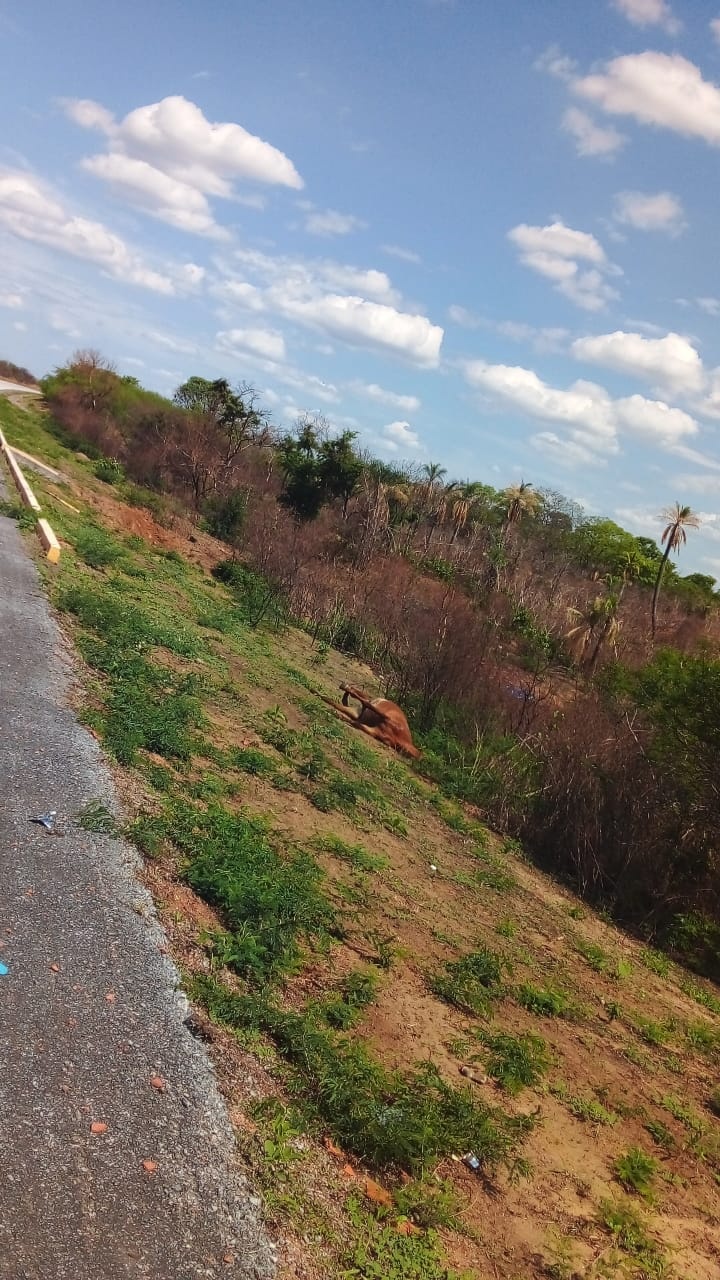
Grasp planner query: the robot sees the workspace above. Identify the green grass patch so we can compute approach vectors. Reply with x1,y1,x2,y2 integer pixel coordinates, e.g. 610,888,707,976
613,1147,658,1201
429,947,508,1017
516,984,575,1019
191,973,532,1175
73,524,127,570
313,834,389,873
598,1198,669,1276
478,1030,550,1095
550,1082,618,1126
318,969,380,1030
165,802,337,979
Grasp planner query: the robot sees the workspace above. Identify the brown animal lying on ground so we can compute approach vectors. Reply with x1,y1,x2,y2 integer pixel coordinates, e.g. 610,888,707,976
321,682,421,759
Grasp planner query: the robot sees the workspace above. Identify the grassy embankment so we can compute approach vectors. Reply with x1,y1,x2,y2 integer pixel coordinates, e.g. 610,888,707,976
1,395,719,1280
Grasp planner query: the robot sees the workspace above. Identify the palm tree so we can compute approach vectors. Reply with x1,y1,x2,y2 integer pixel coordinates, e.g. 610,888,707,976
502,480,542,540
420,462,448,512
566,593,621,672
651,503,700,637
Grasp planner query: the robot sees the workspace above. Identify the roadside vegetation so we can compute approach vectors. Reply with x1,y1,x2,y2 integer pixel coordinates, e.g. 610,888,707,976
0,372,719,1278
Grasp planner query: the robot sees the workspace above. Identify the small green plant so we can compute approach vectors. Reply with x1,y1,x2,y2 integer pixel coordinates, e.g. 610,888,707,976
314,835,389,873
598,1197,668,1273
644,1119,675,1151
429,947,507,1016
393,1177,462,1231
311,640,330,666
543,1230,579,1280
613,1147,658,1200
479,1030,550,1095
93,456,125,484
75,799,118,834
550,1083,618,1126
516,984,573,1019
496,918,516,938
575,938,611,974
320,969,380,1030
0,498,37,530
343,1194,464,1280
684,1020,720,1057
474,860,517,893
232,746,284,780
640,948,671,978
632,1015,674,1047
680,978,720,1016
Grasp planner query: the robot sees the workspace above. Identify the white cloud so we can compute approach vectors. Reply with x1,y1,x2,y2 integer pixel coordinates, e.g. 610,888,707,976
13,320,27,332
571,330,704,394
64,94,302,237
379,420,424,453
614,506,664,537
508,220,619,311
143,329,199,354
303,207,365,236
676,472,720,495
348,380,421,412
614,394,698,445
216,247,443,365
573,53,720,147
463,357,699,464
614,190,685,234
67,94,302,191
81,152,228,239
316,263,399,305
278,292,443,365
0,169,174,293
696,296,720,316
0,291,23,308
535,47,577,81
612,0,680,34
275,368,339,404
63,98,115,132
448,304,481,327
562,107,626,157
530,431,606,468
696,366,720,419
382,244,421,264
217,327,287,362
712,18,720,44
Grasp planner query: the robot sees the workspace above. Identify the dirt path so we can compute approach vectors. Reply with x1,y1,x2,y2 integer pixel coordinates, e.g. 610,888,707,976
0,482,274,1277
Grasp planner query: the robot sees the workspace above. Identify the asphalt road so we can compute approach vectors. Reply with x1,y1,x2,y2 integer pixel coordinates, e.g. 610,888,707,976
0,474,274,1277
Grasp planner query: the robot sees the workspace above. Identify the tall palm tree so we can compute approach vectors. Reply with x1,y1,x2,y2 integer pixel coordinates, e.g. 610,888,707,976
420,462,448,511
503,480,542,540
651,503,700,637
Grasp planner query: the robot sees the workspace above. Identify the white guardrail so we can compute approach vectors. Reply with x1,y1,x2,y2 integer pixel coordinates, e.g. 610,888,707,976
0,428,61,563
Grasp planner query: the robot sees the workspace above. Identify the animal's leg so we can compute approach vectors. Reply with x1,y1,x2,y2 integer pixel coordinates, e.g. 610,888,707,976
320,694,359,722
340,683,377,712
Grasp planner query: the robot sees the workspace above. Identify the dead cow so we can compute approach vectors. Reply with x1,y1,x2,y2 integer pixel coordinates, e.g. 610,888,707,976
321,682,421,759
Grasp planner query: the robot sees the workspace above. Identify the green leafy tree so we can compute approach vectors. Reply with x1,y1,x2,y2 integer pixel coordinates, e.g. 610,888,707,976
278,420,363,522
651,504,700,637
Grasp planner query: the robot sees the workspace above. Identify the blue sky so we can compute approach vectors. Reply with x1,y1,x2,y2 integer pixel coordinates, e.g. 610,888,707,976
2,0,720,572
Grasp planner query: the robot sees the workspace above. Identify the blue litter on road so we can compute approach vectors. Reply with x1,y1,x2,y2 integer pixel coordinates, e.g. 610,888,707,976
30,810,57,832
0,962,9,976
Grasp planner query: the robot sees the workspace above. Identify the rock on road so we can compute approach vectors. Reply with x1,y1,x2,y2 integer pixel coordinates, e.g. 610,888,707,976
0,479,274,1276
